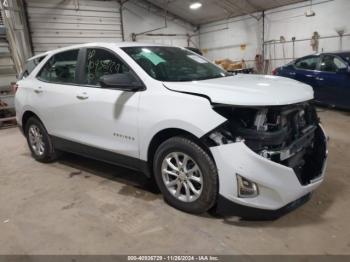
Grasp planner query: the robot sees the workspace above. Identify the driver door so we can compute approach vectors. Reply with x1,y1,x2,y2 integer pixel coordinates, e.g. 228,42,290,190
317,54,350,108
71,47,141,159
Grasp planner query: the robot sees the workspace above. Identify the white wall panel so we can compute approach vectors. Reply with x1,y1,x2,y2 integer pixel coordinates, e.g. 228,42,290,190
199,16,260,65
199,0,350,72
123,0,198,48
264,0,350,69
25,0,122,54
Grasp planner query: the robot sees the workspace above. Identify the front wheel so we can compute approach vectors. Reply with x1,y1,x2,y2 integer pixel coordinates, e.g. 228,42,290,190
153,137,218,214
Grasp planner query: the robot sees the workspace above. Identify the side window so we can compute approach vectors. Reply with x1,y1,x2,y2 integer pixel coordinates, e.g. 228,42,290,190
19,56,46,80
295,56,320,70
27,57,45,74
37,50,79,84
85,48,130,86
320,55,347,72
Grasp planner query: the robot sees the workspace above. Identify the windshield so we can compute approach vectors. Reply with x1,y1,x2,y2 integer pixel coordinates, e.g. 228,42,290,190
121,46,228,82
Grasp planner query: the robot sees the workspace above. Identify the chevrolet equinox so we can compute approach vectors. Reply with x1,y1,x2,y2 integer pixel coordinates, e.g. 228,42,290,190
15,43,328,219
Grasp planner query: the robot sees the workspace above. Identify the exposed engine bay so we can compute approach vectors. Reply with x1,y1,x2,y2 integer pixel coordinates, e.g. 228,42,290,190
202,102,328,185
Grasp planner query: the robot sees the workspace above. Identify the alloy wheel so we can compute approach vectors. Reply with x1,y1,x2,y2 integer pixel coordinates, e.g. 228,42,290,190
161,152,203,202
28,125,45,156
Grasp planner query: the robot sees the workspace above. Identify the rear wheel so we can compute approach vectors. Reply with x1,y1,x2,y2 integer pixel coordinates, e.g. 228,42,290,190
153,136,218,214
25,117,59,163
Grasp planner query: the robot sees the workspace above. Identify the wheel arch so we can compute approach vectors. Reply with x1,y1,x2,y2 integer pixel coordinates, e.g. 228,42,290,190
22,111,43,130
146,128,216,177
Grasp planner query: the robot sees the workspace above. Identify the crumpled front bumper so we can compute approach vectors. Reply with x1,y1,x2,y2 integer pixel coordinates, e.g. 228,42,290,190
210,124,327,217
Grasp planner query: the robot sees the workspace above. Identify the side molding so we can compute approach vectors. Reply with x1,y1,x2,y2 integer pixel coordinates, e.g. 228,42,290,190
51,136,151,177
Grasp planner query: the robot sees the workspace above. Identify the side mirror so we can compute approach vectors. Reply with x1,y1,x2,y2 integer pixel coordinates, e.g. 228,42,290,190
99,72,144,91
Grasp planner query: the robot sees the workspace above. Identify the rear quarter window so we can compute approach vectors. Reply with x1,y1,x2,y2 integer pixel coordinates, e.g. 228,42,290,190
19,55,46,79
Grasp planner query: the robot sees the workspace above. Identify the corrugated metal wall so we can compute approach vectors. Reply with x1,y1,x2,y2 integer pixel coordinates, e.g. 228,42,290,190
25,0,122,54
0,40,16,87
1,4,16,126
0,11,3,25
0,3,17,90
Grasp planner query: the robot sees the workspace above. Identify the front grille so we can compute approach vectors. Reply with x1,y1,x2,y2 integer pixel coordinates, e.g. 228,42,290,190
244,104,326,185
284,126,327,185
205,102,327,185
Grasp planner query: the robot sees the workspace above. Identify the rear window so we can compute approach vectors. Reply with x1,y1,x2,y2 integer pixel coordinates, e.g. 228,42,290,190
19,55,46,79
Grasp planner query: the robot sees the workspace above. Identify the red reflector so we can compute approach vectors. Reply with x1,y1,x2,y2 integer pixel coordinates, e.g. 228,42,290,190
12,83,18,93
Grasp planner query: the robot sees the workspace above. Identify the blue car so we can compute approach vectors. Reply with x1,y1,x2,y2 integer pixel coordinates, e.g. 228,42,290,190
273,52,350,109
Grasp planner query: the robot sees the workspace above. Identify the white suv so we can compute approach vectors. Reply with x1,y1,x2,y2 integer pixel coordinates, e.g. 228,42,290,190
15,43,328,219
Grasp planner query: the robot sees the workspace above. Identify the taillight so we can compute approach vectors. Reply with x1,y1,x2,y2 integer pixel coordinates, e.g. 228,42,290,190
11,82,18,93
272,68,277,75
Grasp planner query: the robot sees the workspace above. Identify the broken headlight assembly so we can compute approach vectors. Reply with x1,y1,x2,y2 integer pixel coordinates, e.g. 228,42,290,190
202,102,327,186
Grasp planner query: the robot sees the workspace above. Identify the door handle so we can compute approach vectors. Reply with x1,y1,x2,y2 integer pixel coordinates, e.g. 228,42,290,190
316,77,324,81
306,74,314,78
76,93,89,100
289,72,296,76
34,87,43,94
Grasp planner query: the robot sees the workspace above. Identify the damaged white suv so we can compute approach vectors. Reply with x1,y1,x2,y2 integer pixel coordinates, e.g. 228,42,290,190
15,43,328,219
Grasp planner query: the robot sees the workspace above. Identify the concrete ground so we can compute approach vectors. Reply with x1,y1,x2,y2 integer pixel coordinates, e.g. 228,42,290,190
0,108,349,255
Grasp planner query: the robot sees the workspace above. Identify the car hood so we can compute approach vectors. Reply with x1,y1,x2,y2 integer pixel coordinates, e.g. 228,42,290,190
163,74,314,106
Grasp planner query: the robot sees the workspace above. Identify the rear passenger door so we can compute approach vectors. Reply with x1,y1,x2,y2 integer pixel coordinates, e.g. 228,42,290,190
71,47,141,159
33,49,82,139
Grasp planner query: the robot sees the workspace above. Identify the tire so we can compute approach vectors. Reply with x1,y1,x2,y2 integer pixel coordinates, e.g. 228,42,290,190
153,136,218,214
24,117,59,163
